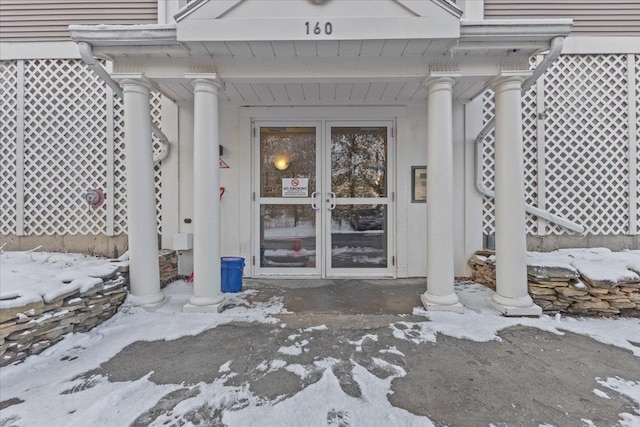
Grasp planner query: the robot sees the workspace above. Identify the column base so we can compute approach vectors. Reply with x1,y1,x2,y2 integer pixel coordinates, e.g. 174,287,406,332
128,292,166,309
184,294,227,313
487,296,542,317
183,300,226,313
421,292,464,314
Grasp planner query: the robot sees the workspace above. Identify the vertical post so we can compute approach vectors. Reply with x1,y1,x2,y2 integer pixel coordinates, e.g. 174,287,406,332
105,62,115,237
421,74,463,313
159,96,180,250
535,55,548,236
627,54,637,235
489,72,541,316
184,76,226,313
120,77,163,307
463,98,485,275
16,60,25,236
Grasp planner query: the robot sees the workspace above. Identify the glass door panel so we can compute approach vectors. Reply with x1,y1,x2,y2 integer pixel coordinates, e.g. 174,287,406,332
326,123,392,275
260,204,317,268
330,126,387,199
330,204,387,268
256,124,320,275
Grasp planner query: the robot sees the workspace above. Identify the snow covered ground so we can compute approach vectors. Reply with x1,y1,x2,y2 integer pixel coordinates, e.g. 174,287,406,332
1,250,639,426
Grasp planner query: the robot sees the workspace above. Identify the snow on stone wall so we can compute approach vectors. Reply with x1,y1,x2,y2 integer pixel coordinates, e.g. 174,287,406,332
469,249,640,317
0,259,129,367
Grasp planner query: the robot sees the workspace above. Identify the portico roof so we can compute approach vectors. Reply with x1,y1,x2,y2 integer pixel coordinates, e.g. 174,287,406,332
70,6,571,105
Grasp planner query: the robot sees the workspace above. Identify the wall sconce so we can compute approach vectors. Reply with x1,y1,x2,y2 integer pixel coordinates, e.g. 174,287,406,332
273,153,290,171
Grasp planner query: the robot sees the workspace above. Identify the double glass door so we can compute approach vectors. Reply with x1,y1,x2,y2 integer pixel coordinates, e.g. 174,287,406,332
254,120,393,277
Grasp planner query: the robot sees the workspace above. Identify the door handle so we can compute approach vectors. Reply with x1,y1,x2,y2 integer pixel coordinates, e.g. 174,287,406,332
311,192,319,210
327,192,336,210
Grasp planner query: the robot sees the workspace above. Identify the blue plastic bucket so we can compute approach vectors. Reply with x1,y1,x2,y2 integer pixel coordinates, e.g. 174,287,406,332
221,257,245,293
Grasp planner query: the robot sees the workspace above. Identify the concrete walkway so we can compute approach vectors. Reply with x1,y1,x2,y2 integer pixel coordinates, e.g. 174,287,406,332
92,279,638,426
3,279,638,426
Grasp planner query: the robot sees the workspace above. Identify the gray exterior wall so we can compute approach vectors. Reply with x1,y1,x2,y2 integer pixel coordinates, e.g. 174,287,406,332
0,0,157,41
484,0,640,36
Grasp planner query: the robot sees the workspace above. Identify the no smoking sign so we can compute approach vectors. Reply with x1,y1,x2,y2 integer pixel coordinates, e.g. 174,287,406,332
282,178,308,197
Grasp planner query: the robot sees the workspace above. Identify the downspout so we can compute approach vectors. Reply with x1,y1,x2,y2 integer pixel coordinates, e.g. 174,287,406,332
475,36,585,235
78,41,170,164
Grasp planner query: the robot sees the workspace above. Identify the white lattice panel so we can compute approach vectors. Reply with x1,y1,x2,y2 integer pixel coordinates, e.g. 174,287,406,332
113,92,163,235
0,61,19,235
481,57,539,236
543,55,629,235
113,97,127,234
151,93,163,234
481,90,497,235
22,59,109,235
522,78,539,234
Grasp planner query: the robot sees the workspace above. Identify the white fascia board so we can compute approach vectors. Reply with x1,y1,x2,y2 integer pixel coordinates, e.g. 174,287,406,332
178,16,459,42
460,19,572,42
396,0,463,19
175,0,243,21
562,36,640,55
174,0,207,21
0,41,81,60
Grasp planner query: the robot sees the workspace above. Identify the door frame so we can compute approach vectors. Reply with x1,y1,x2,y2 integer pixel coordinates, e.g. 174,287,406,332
251,117,396,278
323,120,395,277
252,121,322,277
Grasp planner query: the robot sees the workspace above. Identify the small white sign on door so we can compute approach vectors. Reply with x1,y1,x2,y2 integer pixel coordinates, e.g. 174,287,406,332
282,178,309,197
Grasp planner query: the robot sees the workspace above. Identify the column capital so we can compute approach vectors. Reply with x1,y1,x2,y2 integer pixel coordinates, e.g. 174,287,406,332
491,70,532,92
112,73,154,92
185,73,222,92
423,72,461,94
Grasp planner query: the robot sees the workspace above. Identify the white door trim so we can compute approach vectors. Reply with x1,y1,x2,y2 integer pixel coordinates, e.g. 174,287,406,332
323,120,396,278
249,113,398,279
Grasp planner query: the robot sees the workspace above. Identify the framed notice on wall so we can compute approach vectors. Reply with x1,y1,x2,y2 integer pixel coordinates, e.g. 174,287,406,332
412,166,426,203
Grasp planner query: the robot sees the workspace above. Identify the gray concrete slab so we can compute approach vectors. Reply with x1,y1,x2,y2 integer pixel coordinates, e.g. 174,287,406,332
9,279,640,426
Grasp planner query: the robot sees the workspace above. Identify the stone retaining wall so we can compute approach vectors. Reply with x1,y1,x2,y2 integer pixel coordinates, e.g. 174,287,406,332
469,251,640,317
0,267,129,367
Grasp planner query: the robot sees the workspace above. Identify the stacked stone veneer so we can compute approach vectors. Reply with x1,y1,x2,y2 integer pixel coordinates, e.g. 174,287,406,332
469,250,640,317
159,250,181,288
0,264,129,367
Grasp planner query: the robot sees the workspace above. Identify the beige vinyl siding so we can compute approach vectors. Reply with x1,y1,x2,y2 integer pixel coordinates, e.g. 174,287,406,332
484,0,640,37
0,0,158,42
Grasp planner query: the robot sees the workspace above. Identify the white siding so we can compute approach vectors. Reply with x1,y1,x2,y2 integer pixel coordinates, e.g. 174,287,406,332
0,0,158,42
484,0,640,37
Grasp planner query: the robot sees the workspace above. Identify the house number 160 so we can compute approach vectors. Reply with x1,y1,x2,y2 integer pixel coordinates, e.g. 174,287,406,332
305,21,333,35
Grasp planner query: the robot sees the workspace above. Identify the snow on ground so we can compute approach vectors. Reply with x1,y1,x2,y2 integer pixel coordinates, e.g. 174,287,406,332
412,281,640,357
1,250,640,426
598,377,640,427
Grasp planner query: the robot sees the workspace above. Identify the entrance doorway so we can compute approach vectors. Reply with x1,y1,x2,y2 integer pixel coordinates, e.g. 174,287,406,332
253,120,394,277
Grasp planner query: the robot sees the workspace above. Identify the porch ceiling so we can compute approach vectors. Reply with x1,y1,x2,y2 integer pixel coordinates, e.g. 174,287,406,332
154,77,488,105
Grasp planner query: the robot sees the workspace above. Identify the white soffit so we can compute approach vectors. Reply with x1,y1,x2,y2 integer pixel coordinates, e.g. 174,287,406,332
175,0,461,42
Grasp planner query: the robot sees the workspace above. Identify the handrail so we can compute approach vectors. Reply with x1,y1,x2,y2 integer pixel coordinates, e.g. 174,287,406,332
78,41,170,165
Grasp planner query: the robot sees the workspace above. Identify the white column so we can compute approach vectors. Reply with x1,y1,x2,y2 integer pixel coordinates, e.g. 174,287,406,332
184,76,226,313
421,75,463,313
489,73,541,316
121,78,163,306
